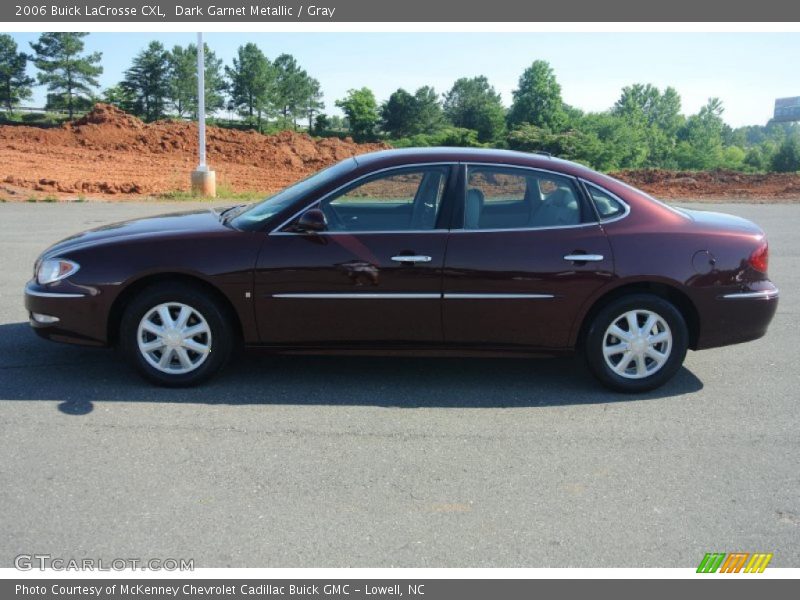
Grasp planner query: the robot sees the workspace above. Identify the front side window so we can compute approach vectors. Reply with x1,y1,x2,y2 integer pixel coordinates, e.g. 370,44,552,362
318,166,449,232
464,166,586,230
232,158,357,230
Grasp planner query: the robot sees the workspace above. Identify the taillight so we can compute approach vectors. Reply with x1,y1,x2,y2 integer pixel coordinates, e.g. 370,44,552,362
748,241,769,273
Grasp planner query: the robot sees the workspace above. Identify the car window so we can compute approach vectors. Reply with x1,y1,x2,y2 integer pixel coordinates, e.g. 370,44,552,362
465,166,585,230
586,184,627,221
231,158,357,230
319,167,449,232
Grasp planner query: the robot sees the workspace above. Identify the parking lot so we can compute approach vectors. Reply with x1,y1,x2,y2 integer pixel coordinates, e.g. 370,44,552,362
0,200,798,567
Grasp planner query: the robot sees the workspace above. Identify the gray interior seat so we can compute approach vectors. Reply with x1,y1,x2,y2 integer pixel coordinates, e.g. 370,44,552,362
465,188,485,229
529,188,579,227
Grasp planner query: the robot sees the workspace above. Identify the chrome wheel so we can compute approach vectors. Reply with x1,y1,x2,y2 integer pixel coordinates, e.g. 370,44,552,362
602,309,672,380
136,302,212,375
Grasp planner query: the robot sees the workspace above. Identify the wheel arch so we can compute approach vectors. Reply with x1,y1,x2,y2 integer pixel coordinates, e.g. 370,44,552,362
107,272,244,347
573,280,700,351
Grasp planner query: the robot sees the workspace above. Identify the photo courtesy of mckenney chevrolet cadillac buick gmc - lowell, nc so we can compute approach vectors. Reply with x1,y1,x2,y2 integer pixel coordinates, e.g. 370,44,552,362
24,148,778,392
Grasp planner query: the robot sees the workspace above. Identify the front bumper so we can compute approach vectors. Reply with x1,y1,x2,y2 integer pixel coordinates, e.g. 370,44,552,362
24,281,108,346
695,281,779,350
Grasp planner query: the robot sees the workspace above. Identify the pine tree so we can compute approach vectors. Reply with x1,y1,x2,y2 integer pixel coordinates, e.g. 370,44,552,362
30,32,102,118
0,34,35,113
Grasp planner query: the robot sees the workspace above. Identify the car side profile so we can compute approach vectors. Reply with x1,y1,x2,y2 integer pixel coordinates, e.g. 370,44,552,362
25,148,779,392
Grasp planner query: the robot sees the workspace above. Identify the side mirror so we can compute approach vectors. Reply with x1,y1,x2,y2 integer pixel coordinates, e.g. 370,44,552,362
295,208,328,233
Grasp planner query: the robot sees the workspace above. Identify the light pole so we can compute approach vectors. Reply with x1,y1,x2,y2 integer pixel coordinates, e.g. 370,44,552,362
191,32,216,197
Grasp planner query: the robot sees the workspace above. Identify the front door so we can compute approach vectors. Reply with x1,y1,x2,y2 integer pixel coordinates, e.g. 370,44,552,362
254,165,453,345
442,164,614,349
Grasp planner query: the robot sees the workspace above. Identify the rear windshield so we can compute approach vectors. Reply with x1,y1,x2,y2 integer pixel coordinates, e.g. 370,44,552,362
231,158,357,230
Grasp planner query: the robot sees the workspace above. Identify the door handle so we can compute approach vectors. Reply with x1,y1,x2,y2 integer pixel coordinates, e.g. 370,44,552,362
563,254,604,262
391,255,432,263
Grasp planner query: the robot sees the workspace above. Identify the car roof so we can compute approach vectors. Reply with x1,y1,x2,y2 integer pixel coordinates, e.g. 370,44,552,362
352,147,597,179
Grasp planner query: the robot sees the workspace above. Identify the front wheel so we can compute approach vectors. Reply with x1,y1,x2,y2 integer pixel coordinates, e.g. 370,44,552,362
120,283,233,386
584,294,688,393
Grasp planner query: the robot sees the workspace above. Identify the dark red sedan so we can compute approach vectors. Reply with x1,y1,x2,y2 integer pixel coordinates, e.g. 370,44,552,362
25,148,778,391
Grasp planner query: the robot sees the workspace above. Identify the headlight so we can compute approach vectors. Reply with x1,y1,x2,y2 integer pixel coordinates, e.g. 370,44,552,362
37,258,80,285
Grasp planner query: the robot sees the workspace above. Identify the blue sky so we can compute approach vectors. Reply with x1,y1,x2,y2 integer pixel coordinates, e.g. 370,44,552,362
7,32,799,127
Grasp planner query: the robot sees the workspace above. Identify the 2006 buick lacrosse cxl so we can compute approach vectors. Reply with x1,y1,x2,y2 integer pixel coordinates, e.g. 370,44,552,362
25,148,778,391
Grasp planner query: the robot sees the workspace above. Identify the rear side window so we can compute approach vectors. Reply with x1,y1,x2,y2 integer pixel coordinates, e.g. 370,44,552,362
464,166,587,230
586,183,627,221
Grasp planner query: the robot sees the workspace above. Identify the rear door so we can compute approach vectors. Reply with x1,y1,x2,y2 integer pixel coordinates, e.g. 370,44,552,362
254,164,455,345
442,164,614,349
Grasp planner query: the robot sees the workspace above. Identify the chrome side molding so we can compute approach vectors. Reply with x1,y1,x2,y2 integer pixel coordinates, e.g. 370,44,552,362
443,293,554,299
272,293,440,299
25,288,86,298
391,255,432,263
563,254,604,262
272,292,554,300
721,289,779,300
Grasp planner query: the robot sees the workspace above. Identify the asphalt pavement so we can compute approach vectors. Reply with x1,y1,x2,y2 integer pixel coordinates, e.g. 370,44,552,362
0,200,798,567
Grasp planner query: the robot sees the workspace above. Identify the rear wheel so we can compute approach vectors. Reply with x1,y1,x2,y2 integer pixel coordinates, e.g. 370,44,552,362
584,294,688,393
120,283,233,386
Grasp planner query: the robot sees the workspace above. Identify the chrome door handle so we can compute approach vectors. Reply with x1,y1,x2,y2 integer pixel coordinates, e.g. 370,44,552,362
391,255,432,263
564,254,604,262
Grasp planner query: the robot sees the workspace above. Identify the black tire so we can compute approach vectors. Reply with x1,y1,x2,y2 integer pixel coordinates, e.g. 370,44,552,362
584,293,688,393
120,282,233,387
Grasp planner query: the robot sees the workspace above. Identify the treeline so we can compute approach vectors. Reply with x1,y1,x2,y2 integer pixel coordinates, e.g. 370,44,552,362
1,33,799,173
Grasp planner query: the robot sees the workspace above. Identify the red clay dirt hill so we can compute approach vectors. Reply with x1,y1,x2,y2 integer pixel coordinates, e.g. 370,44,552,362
0,103,798,201
0,103,389,198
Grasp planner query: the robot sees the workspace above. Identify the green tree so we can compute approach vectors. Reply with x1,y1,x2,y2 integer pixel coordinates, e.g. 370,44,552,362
412,86,444,134
381,86,444,138
312,113,330,135
197,43,226,116
120,41,171,121
167,45,195,117
0,34,35,113
30,32,102,118
273,54,307,129
101,84,136,110
336,87,379,140
507,60,566,130
381,88,416,137
771,134,800,172
443,76,506,143
301,77,324,130
613,83,684,166
167,43,226,119
675,98,726,169
226,43,273,130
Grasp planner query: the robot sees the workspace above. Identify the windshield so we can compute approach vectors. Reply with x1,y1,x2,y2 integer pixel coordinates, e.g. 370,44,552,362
230,158,357,230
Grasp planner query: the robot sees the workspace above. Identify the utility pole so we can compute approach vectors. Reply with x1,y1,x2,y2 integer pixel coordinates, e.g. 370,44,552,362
191,32,216,197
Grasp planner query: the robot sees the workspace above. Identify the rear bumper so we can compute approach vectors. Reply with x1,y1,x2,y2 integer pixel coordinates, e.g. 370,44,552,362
695,283,779,350
24,281,108,347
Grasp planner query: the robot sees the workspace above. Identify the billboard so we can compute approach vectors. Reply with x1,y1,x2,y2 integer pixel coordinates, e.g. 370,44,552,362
774,97,800,122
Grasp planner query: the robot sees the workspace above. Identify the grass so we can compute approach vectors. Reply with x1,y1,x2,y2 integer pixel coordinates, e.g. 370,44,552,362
157,185,266,202
23,194,59,203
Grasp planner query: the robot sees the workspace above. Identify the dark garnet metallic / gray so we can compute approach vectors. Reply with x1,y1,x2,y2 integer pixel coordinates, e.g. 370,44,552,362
24,148,779,391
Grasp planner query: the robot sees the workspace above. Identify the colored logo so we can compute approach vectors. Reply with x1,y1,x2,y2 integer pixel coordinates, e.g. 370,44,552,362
697,552,773,573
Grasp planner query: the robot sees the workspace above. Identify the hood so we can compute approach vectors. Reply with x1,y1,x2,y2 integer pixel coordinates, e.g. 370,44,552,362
679,207,764,236
42,209,229,257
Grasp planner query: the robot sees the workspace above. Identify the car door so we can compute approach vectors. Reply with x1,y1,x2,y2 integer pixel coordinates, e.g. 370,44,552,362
254,164,454,345
442,164,614,349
